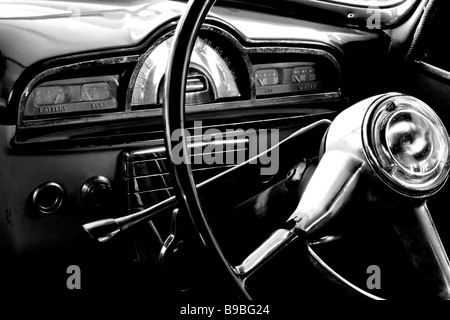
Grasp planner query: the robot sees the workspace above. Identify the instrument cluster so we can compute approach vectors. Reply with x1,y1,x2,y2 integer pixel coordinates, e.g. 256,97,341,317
13,25,341,147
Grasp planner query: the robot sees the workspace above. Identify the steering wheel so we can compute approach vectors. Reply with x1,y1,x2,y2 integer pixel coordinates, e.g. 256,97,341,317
163,0,251,298
162,0,450,300
82,0,450,300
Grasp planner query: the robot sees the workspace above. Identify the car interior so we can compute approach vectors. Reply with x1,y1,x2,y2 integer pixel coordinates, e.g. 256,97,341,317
1,0,450,303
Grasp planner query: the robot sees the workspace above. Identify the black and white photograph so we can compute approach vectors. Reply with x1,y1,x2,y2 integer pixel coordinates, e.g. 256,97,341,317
0,0,449,314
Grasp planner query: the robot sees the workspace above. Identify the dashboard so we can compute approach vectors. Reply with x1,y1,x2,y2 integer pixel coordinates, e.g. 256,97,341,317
3,0,447,301
12,23,342,148
0,0,391,256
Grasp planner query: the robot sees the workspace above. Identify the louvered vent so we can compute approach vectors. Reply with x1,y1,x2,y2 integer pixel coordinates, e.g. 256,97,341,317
119,137,249,213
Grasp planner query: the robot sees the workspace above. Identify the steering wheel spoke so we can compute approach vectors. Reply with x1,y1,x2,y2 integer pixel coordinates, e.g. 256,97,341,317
138,0,450,300
233,149,365,289
391,202,450,299
78,0,450,300
289,150,365,234
234,228,300,279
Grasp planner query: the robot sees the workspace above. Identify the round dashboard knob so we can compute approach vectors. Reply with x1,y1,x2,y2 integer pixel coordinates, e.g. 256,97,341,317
32,182,65,215
81,176,113,208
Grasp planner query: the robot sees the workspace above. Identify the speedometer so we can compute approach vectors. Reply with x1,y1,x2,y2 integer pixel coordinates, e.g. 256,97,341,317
131,35,240,107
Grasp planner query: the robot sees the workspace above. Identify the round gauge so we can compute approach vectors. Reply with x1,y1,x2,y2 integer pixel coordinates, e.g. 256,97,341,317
131,35,240,106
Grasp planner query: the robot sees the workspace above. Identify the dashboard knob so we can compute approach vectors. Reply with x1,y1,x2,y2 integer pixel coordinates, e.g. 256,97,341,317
81,176,112,208
32,181,64,215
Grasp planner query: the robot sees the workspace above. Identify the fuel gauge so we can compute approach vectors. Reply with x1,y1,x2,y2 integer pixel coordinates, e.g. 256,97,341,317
255,69,279,87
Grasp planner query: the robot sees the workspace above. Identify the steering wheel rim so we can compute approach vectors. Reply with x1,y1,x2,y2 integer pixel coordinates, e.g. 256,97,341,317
162,0,379,300
162,0,250,298
162,0,450,301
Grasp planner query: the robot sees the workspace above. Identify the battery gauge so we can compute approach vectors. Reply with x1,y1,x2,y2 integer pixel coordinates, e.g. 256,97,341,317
255,69,279,87
33,86,66,106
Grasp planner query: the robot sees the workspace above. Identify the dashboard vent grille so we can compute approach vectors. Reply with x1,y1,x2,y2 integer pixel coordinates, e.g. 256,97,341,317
119,138,249,213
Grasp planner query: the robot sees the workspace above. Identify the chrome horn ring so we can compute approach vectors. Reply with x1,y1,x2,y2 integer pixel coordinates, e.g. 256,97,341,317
363,94,450,198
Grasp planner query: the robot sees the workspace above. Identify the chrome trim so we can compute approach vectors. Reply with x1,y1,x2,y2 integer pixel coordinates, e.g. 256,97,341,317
289,150,364,234
17,94,340,131
415,60,450,82
127,27,239,107
201,23,254,97
158,234,175,263
15,108,338,149
31,181,64,215
235,228,298,277
361,92,450,198
81,218,122,243
81,176,112,207
120,134,250,211
309,234,344,246
17,55,140,127
307,243,384,300
158,208,179,264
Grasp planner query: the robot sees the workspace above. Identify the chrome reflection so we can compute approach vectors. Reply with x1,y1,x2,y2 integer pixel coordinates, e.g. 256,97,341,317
131,35,240,106
234,93,450,300
386,110,437,174
364,95,450,197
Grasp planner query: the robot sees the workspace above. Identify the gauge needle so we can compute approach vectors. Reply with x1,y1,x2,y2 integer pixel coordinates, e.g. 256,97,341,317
257,79,264,86
55,93,64,104
294,75,301,83
84,91,92,101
